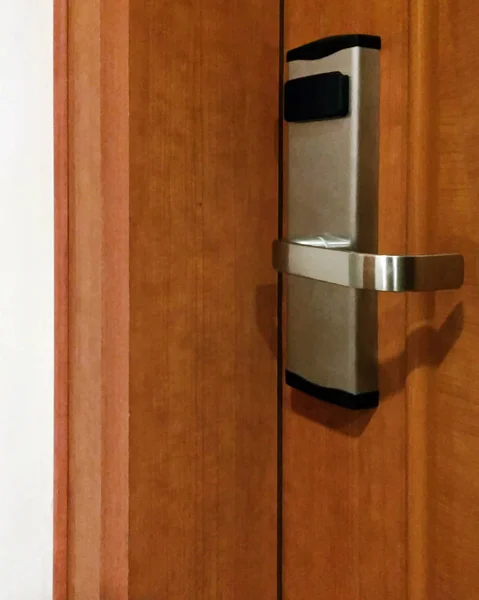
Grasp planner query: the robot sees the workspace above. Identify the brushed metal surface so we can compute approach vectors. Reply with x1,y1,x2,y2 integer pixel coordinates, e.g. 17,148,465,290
274,239,465,291
286,46,380,395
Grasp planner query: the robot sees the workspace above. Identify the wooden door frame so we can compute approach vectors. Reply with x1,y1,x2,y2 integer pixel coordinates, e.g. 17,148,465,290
52,0,280,597
54,0,69,597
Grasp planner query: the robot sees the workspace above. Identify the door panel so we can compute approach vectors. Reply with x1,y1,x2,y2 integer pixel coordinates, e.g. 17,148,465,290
283,1,479,599
408,0,479,597
283,2,409,599
67,0,279,598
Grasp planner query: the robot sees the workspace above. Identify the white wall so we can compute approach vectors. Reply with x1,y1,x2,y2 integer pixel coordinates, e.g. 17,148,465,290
0,1,54,598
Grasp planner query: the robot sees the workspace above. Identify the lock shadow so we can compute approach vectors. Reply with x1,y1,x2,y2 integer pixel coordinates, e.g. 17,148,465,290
290,302,464,437
290,391,376,436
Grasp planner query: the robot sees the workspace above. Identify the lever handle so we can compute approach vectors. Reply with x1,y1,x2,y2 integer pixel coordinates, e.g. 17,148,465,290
273,237,464,292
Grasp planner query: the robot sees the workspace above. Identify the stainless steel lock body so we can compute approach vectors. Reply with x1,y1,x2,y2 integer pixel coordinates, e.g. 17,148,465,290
273,35,464,409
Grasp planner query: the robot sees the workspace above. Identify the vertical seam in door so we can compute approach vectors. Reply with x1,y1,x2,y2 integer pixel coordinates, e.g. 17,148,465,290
277,0,284,597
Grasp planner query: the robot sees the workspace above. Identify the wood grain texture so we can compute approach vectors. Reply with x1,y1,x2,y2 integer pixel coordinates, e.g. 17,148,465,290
407,0,479,597
128,1,278,596
68,2,130,597
54,0,69,597
99,0,129,596
406,1,437,597
68,0,102,597
283,4,409,599
66,0,279,598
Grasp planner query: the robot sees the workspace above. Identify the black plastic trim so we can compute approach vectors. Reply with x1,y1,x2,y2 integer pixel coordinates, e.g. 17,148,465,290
286,34,381,63
284,71,349,122
285,370,379,410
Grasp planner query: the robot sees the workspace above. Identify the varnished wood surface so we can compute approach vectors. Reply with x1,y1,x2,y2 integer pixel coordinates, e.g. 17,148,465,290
128,2,278,596
99,0,130,596
284,2,479,599
406,1,437,597
65,0,279,598
68,2,131,597
407,0,479,597
68,0,102,596
283,4,409,599
54,0,68,597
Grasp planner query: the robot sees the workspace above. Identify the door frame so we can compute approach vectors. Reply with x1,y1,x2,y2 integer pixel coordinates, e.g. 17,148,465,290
52,0,280,597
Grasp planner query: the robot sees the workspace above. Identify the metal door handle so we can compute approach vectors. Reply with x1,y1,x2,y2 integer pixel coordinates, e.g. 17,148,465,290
273,237,464,292
278,35,465,407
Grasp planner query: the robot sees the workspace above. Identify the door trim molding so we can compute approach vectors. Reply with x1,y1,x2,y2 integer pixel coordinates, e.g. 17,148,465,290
54,0,69,597
54,0,279,595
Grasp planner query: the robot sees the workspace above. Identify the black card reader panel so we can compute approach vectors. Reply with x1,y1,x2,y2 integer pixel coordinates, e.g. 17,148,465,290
284,71,349,123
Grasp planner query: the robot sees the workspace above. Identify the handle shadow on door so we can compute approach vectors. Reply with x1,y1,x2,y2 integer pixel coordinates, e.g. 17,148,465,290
290,302,464,437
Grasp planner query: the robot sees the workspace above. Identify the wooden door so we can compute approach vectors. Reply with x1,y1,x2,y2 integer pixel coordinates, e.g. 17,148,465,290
57,0,279,598
56,0,479,598
283,0,479,599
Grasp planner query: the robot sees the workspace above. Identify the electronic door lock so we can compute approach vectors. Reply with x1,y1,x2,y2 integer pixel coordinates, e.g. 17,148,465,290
273,34,464,410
